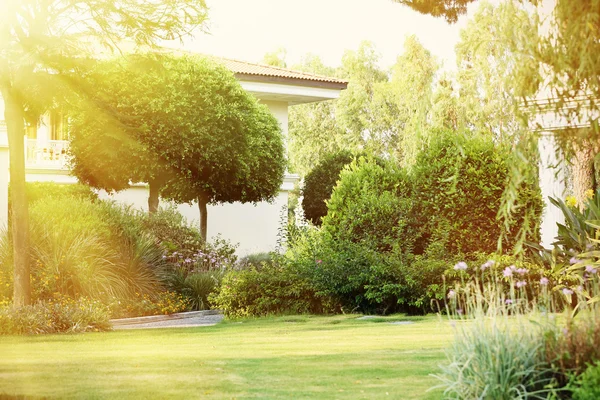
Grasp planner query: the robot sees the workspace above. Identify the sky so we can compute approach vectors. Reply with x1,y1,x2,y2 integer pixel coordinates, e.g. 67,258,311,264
164,0,481,72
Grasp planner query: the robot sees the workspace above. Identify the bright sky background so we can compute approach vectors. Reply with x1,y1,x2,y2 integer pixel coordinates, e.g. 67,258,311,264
164,0,482,72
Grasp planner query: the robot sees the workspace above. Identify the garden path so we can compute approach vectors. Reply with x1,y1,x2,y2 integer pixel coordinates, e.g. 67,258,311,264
111,310,223,330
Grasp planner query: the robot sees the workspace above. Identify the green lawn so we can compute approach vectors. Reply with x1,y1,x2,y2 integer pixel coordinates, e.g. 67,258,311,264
0,315,453,399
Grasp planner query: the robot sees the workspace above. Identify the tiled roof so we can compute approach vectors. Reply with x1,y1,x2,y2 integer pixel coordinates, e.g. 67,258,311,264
216,58,348,87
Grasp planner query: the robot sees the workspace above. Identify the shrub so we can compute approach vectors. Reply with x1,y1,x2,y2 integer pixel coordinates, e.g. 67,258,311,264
0,297,111,335
236,252,279,270
25,182,98,205
322,158,414,254
571,362,600,400
544,314,600,385
301,151,355,226
211,257,333,318
28,197,131,301
107,291,190,318
183,271,223,310
411,130,542,255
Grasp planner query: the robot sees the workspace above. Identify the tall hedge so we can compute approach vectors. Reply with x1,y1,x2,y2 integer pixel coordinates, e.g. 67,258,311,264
411,131,542,255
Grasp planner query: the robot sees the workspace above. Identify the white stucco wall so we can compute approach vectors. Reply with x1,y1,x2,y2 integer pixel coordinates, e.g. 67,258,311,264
98,186,288,256
538,133,566,248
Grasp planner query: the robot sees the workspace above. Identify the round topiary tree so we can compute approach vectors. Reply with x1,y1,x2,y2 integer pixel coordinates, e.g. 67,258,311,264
69,53,286,241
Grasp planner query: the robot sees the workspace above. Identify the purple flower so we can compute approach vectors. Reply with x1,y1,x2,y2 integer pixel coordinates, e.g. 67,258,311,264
162,255,167,259
481,260,495,271
516,268,529,276
570,257,581,265
577,285,584,293
447,290,456,299
456,308,463,315
172,252,177,256
562,288,574,296
184,258,192,263
505,299,513,305
516,281,527,288
316,259,322,264
585,265,598,274
540,277,549,286
503,267,513,277
454,262,468,271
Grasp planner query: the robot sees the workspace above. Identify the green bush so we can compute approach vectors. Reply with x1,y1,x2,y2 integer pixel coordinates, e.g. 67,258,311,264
411,130,542,255
211,257,334,318
107,291,190,318
571,362,600,400
301,151,355,226
236,252,279,270
26,182,98,205
322,158,414,254
0,297,111,335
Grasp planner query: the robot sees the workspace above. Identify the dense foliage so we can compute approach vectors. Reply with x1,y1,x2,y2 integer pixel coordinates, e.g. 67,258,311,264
215,132,544,316
301,151,355,226
411,131,542,255
1,183,235,332
0,297,111,335
211,256,333,318
69,53,285,239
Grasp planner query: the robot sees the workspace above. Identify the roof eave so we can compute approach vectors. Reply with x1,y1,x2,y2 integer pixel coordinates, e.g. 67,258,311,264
234,73,348,91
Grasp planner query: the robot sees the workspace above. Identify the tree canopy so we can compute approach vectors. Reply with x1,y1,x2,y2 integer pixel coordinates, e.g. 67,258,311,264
0,0,209,306
69,53,286,241
393,0,476,23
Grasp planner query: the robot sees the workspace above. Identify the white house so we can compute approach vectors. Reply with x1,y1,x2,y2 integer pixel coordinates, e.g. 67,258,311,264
0,58,347,255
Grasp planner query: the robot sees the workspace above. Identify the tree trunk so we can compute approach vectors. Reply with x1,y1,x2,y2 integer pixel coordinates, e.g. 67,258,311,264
3,87,31,306
197,191,208,242
148,179,160,214
572,142,595,210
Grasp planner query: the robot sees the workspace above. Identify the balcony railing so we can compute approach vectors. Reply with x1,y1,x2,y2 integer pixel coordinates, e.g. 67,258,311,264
25,139,70,169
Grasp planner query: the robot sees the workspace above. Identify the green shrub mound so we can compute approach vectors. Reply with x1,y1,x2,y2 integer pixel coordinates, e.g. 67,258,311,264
210,255,334,318
0,297,111,335
322,158,414,253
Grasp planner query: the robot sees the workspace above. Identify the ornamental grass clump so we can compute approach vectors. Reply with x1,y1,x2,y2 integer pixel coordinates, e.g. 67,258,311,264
434,257,600,399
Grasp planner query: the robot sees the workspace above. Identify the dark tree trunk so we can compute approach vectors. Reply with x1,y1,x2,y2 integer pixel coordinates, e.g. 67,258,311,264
3,86,31,306
148,179,160,214
197,191,208,242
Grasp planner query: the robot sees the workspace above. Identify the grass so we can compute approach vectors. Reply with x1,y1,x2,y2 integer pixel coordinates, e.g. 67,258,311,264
0,314,452,399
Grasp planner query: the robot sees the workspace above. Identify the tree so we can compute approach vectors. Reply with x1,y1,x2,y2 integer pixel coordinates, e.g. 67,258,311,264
262,47,288,68
455,1,539,143
0,0,208,306
70,53,285,242
393,0,476,23
288,54,349,175
371,35,437,165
